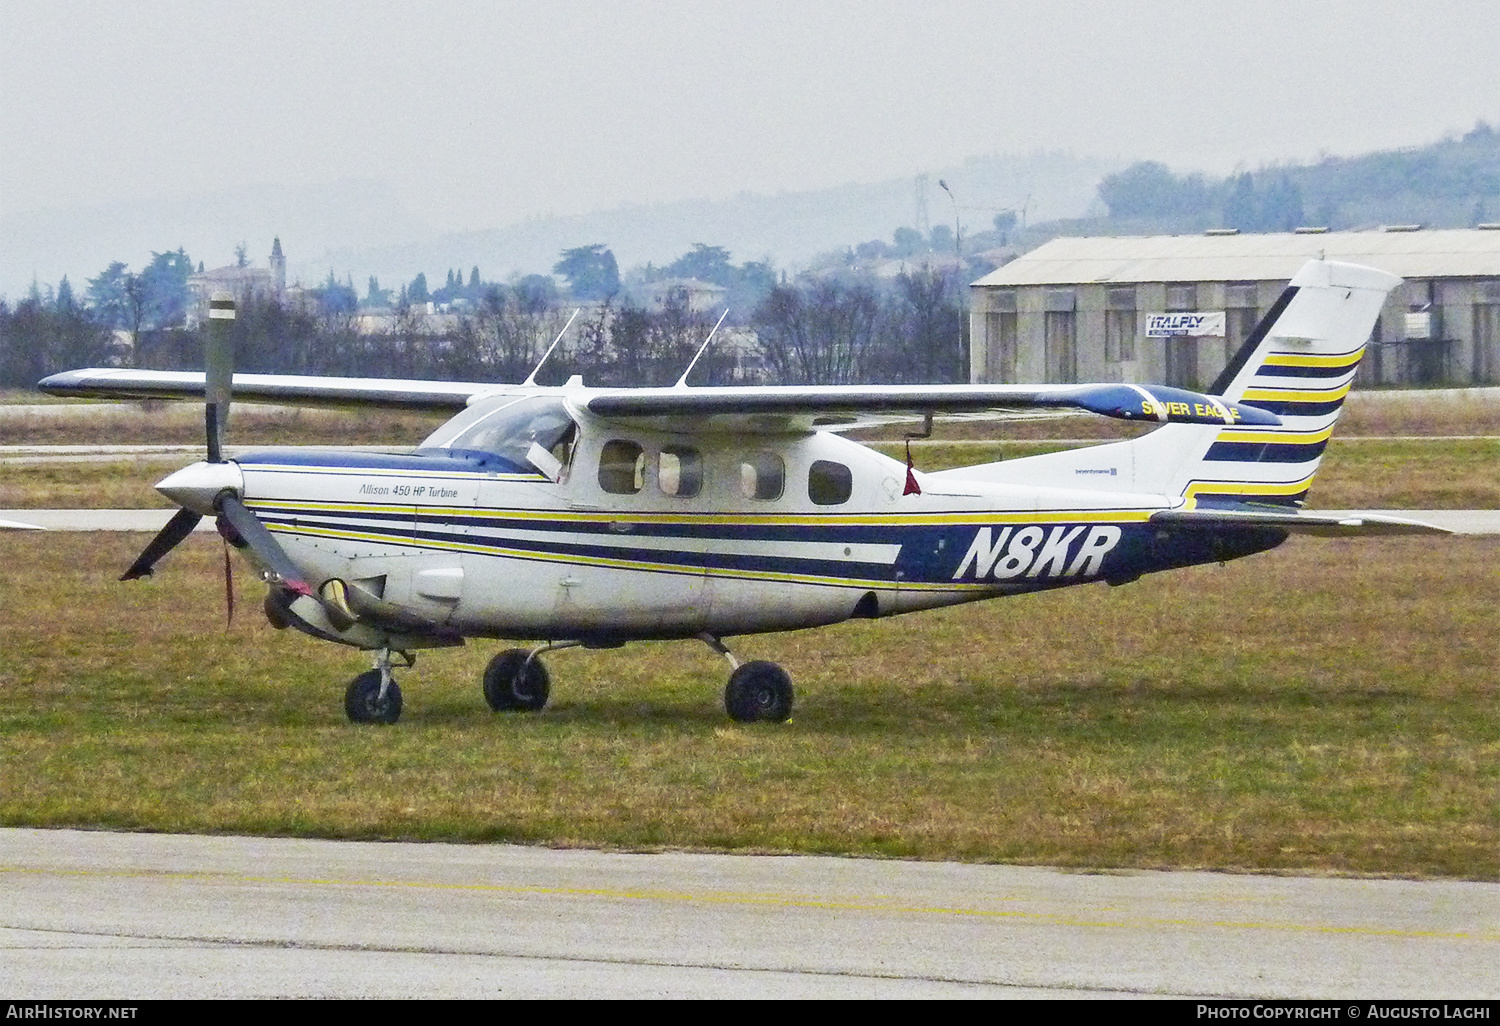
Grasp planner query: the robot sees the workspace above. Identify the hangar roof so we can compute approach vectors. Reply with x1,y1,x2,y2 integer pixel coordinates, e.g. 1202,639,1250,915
972,228,1500,287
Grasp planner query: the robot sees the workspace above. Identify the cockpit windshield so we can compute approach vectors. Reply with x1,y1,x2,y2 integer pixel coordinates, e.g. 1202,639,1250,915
418,396,576,473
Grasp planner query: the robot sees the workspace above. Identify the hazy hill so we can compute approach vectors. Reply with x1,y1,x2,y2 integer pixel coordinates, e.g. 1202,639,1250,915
0,152,1118,299
0,179,434,299
309,151,1120,290
1087,123,1500,235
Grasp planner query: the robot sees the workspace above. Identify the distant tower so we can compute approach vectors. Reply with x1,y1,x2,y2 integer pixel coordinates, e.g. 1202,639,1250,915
269,237,286,300
913,174,931,239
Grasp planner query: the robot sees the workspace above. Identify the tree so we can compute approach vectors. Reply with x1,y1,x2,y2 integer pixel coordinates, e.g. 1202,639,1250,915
553,244,620,300
892,226,925,257
139,249,194,328
55,276,76,313
1097,161,1213,219
1260,173,1304,232
364,276,392,308
409,272,429,304
752,280,879,385
874,269,965,383
665,244,734,286
86,262,132,328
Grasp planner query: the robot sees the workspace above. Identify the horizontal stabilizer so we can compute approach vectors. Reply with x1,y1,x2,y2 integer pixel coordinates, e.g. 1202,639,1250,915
0,517,44,530
1152,508,1451,536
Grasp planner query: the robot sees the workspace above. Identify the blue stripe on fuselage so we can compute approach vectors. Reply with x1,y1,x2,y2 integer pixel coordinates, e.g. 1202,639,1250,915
236,447,531,475
251,500,1285,591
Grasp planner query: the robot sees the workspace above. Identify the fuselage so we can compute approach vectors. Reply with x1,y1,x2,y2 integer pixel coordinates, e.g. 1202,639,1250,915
223,394,1286,649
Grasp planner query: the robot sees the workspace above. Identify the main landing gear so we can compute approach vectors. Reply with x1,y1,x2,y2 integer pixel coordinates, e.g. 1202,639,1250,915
344,648,412,724
482,644,570,712
346,638,795,724
699,634,794,723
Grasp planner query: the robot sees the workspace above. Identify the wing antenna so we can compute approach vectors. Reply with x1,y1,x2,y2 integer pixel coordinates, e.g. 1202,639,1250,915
523,307,581,386
674,309,730,389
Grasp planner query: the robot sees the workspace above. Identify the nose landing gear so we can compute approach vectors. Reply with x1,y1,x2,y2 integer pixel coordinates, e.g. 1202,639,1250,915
344,648,412,724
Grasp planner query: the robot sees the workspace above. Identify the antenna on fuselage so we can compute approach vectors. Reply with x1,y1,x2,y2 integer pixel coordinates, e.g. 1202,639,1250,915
523,307,581,386
674,309,730,388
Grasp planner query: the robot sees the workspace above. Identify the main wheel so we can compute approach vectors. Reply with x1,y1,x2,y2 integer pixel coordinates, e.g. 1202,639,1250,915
345,669,402,724
724,661,793,723
483,649,550,712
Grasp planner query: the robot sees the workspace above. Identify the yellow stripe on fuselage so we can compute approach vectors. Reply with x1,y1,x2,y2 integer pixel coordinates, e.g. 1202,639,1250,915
264,521,995,594
247,500,1160,529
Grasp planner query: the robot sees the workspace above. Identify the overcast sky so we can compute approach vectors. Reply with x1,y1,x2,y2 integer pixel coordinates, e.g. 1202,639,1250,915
3,0,1497,233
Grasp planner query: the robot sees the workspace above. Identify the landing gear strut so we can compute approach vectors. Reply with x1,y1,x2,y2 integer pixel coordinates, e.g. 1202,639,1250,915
699,634,794,723
482,643,575,712
344,648,412,724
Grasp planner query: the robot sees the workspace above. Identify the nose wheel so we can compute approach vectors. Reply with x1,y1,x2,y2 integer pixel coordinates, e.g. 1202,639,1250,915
345,648,411,724
344,670,402,724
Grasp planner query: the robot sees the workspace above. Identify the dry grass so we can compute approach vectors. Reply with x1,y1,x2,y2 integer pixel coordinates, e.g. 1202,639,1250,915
876,438,1500,509
0,532,1494,877
1340,390,1500,436
0,403,447,446
0,457,184,509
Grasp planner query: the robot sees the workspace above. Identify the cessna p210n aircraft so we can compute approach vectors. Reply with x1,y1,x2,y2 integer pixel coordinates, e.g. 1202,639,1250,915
35,258,1445,724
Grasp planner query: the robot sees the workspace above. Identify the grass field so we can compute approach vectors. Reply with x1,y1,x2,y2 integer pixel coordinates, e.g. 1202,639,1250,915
1,532,1494,878
0,402,448,446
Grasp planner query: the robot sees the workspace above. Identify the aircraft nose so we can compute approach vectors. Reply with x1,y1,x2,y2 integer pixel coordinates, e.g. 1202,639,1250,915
155,461,244,515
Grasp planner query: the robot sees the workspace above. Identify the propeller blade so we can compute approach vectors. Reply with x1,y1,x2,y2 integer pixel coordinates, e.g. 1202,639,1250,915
214,493,312,597
205,403,223,464
205,293,235,461
120,508,203,581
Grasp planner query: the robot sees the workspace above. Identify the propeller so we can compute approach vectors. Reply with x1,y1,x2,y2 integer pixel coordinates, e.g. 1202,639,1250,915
120,508,203,581
120,292,312,618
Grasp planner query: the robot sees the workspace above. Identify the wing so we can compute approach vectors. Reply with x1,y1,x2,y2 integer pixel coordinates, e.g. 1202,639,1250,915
37,369,499,412
581,382,1282,433
1152,508,1451,536
38,371,1281,430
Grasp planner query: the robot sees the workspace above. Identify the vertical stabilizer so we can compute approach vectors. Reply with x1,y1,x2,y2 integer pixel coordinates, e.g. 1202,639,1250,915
1171,259,1400,507
940,259,1401,507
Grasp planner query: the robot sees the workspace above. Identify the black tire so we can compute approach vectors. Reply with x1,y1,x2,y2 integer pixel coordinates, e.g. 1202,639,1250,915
724,660,794,723
344,669,402,724
483,649,550,713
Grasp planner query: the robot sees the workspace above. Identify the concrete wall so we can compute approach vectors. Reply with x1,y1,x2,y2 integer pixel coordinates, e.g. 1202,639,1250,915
971,276,1500,387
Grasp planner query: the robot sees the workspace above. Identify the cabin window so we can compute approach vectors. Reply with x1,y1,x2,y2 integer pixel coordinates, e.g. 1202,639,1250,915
808,460,852,505
658,446,703,498
739,452,784,501
421,395,576,474
598,440,645,494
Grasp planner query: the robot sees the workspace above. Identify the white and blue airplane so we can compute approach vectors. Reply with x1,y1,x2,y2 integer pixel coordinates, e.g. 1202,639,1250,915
36,259,1445,724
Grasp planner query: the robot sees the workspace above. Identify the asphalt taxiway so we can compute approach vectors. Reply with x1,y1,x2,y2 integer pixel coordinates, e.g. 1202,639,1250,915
1,828,1495,999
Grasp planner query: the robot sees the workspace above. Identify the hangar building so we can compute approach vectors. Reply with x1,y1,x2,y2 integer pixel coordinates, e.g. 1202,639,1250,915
968,227,1500,389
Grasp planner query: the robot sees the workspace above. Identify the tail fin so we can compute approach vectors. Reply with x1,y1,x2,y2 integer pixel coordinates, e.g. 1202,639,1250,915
1170,258,1400,507
935,259,1401,507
